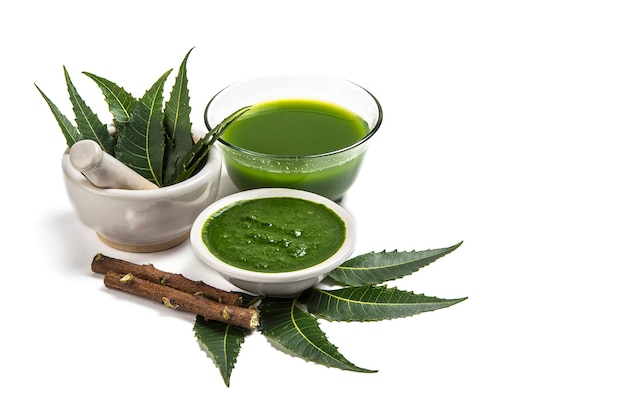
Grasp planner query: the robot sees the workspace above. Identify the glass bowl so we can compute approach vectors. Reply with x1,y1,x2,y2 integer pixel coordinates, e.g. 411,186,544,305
204,75,382,201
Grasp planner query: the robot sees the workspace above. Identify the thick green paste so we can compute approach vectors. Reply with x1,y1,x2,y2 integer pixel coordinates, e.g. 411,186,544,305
201,197,346,273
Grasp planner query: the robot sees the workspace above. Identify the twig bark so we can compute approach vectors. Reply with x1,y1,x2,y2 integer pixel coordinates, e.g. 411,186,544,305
91,253,242,306
104,271,259,330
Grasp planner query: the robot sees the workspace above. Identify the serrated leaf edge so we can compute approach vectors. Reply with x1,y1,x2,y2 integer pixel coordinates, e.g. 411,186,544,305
193,317,248,388
63,67,113,154
35,83,83,147
82,71,137,124
303,285,468,322
339,242,463,271
261,298,377,373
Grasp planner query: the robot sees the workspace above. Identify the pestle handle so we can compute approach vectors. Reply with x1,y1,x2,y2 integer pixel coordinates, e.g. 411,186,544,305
69,140,159,190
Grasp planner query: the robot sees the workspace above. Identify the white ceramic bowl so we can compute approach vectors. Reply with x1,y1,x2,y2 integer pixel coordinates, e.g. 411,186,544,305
190,188,356,297
62,149,222,252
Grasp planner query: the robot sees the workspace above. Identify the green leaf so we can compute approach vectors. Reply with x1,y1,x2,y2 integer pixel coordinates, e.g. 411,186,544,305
82,71,137,125
192,294,259,387
63,67,115,154
162,48,195,186
35,83,83,147
300,285,467,322
194,315,249,387
328,241,463,286
114,69,172,186
259,297,376,373
173,106,251,183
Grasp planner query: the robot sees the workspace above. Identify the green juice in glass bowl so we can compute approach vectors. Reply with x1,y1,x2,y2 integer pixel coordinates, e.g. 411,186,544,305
204,75,382,201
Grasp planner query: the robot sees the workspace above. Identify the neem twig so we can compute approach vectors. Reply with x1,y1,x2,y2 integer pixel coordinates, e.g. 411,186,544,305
91,253,242,306
103,271,259,330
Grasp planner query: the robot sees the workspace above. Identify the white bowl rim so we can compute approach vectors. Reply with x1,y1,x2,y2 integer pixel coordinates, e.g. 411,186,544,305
190,188,356,283
62,147,221,200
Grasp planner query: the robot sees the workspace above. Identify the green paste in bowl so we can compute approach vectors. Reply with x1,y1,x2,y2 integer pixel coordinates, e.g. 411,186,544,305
201,197,346,273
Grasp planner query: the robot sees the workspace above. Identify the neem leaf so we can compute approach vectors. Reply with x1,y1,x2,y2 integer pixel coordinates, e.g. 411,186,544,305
35,83,83,148
259,297,376,373
162,48,195,186
173,106,251,183
300,285,467,322
194,316,249,387
82,71,137,125
193,294,259,387
63,67,115,154
328,241,463,286
164,48,193,143
114,69,172,186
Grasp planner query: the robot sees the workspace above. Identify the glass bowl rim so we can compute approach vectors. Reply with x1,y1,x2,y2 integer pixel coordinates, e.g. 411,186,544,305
203,75,383,160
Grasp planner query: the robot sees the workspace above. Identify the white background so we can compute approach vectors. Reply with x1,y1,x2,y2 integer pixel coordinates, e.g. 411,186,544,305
3,1,625,414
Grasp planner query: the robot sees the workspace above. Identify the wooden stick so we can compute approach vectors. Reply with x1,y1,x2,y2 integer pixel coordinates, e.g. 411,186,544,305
91,253,242,306
104,271,259,330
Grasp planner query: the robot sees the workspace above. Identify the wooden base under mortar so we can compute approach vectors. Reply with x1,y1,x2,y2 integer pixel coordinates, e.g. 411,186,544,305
96,232,190,253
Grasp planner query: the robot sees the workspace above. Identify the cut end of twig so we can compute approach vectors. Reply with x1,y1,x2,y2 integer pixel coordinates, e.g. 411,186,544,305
249,311,260,329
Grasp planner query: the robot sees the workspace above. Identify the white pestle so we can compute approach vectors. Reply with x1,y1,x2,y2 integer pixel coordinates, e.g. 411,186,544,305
69,140,159,190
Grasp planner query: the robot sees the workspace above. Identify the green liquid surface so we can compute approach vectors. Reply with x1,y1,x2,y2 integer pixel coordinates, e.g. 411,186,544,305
219,99,371,201
202,197,346,273
222,98,369,155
